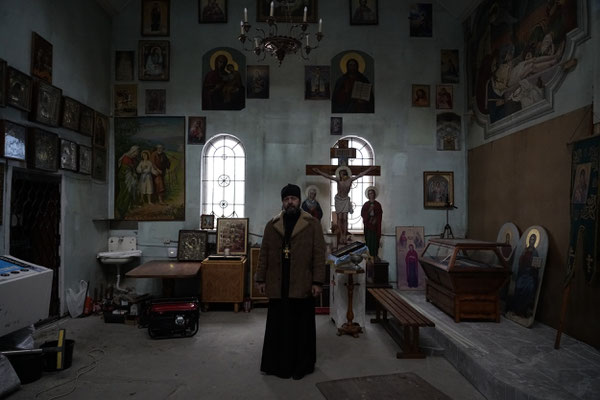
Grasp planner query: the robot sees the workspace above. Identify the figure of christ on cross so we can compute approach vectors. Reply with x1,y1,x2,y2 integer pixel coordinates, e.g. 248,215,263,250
312,165,377,247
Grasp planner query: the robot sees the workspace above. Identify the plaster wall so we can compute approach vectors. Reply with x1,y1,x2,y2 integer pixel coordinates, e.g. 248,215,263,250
110,0,467,290
0,0,112,314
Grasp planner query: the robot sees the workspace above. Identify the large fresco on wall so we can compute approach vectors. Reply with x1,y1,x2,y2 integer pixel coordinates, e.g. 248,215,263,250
465,0,589,138
114,117,185,221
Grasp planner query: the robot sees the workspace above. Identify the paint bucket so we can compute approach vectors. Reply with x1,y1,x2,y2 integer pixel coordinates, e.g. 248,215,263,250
5,352,43,384
40,339,75,371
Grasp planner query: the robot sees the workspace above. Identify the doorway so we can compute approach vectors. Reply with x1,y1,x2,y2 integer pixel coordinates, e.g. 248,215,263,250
10,169,61,318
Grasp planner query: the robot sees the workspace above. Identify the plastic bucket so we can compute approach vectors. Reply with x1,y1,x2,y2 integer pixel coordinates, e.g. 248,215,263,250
40,339,75,371
6,352,43,384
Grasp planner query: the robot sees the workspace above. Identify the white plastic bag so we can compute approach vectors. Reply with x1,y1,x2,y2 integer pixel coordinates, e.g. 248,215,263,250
66,280,88,318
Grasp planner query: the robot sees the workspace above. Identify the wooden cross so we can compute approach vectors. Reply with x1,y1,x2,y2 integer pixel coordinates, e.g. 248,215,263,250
305,140,381,177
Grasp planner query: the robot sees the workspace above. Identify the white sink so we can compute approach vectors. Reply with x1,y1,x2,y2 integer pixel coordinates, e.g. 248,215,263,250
97,250,142,265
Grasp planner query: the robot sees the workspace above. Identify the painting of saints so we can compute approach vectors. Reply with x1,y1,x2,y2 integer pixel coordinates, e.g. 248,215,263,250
571,163,590,204
331,52,374,113
202,50,245,110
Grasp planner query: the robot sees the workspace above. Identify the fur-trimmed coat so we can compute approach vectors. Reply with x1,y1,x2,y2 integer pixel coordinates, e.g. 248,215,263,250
255,210,326,299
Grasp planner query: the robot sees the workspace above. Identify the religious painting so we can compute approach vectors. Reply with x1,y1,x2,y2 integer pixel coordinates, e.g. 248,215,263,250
435,84,453,109
566,136,600,285
200,213,215,230
31,80,62,127
411,84,430,107
216,217,248,255
93,112,109,149
202,48,245,110
305,65,330,100
78,145,92,175
141,0,170,36
350,0,377,25
330,50,374,113
330,117,342,135
396,226,426,290
114,117,185,221
61,96,81,131
441,49,459,83
0,163,3,225
0,120,27,161
496,222,520,265
79,105,95,137
188,116,206,144
505,225,549,328
92,147,106,181
246,65,269,99
177,230,208,261
571,162,591,205
145,89,166,114
409,3,432,37
31,32,52,83
423,171,453,208
27,128,58,172
59,138,78,172
139,40,170,81
0,58,6,107
6,67,33,112
114,84,138,117
257,0,318,23
115,51,135,81
465,0,588,138
199,0,227,23
436,112,461,151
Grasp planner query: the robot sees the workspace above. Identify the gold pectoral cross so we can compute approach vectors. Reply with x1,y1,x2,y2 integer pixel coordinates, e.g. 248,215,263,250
283,244,291,259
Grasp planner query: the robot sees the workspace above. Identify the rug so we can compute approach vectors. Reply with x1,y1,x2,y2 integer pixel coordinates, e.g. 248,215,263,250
316,372,451,400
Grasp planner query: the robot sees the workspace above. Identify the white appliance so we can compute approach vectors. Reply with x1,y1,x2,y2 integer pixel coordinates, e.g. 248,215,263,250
0,255,53,338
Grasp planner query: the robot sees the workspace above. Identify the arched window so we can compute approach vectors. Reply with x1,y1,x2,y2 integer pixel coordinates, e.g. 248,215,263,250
330,136,375,232
201,134,245,225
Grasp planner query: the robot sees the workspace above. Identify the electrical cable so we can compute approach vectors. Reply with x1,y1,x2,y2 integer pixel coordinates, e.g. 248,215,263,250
34,348,105,400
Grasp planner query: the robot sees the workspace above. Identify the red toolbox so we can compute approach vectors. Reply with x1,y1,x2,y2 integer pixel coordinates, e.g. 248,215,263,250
148,297,200,339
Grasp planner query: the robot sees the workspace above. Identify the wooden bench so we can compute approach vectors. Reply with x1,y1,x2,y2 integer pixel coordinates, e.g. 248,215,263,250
368,288,435,359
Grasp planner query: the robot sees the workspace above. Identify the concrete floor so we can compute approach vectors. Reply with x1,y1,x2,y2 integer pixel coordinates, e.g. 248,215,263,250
6,305,485,400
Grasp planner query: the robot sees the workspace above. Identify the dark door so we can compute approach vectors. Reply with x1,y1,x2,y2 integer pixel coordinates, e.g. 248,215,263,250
10,169,61,318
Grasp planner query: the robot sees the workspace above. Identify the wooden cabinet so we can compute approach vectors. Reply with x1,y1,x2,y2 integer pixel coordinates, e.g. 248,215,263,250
200,257,247,312
419,239,511,322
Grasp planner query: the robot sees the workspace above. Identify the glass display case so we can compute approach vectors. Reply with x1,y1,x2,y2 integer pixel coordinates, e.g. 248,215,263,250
419,239,511,322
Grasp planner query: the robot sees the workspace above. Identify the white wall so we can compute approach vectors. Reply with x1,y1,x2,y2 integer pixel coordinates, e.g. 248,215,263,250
0,0,112,313
109,0,467,289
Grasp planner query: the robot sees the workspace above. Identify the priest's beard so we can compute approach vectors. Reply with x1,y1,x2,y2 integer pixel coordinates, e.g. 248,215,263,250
283,204,300,215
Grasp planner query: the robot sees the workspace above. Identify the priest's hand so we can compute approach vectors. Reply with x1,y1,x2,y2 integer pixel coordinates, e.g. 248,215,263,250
311,285,322,297
257,282,266,295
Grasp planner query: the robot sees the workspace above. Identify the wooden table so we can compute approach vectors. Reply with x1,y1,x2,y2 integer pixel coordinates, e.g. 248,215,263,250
335,267,365,338
126,260,202,297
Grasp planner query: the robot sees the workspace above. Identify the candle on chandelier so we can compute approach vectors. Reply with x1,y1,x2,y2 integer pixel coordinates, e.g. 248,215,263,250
270,2,274,17
306,35,309,46
244,8,248,22
254,38,260,48
240,20,244,34
303,6,307,22
318,18,322,32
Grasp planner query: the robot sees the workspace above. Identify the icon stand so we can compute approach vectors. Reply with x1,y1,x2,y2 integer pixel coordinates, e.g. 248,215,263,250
440,201,458,239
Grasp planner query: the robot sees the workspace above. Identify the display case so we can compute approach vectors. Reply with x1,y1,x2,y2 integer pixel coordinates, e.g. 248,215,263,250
419,239,511,322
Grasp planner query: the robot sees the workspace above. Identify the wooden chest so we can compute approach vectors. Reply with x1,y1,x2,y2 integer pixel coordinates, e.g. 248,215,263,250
200,256,247,312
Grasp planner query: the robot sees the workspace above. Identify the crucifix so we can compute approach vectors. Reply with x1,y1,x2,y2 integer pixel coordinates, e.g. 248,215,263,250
306,140,380,248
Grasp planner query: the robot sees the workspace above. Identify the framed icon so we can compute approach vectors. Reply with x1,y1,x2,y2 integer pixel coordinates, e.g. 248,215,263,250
200,213,215,229
115,50,135,81
61,96,81,131
141,0,170,36
114,84,138,117
423,171,454,209
31,80,62,127
350,0,378,25
60,139,78,171
78,145,92,175
31,32,53,83
216,217,248,255
145,89,166,114
412,84,430,107
79,105,95,137
6,67,33,112
139,40,170,81
199,0,227,23
188,116,206,144
28,128,59,172
93,112,109,148
177,230,209,261
0,120,27,161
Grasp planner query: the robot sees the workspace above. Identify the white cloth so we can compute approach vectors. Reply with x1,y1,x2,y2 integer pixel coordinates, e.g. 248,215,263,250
329,259,367,329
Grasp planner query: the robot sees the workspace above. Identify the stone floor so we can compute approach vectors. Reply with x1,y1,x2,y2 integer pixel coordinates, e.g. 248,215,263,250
2,290,599,400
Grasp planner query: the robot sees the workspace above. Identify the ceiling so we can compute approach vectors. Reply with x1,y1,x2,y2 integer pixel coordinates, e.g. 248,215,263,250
95,0,481,20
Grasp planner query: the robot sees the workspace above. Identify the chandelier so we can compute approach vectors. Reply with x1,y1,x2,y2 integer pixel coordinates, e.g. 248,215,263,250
238,2,323,65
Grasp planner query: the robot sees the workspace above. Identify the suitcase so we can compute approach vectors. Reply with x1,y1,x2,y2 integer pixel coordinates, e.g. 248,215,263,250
148,297,200,339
